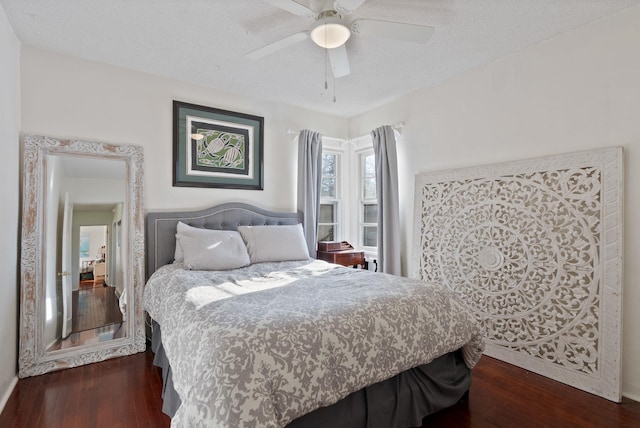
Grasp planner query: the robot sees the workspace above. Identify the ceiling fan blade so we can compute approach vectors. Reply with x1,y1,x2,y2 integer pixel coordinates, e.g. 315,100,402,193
351,19,435,44
246,32,309,59
328,44,350,78
262,0,315,18
309,0,333,13
334,0,367,15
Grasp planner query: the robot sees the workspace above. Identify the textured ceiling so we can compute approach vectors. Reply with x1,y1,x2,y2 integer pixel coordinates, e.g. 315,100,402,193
2,0,639,118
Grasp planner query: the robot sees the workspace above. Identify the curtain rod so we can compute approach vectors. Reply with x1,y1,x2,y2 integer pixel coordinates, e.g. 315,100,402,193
287,121,406,140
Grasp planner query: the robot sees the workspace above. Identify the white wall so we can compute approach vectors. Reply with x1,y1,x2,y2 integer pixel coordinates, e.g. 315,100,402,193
64,177,126,205
18,48,348,340
0,4,20,413
350,5,640,400
20,46,349,213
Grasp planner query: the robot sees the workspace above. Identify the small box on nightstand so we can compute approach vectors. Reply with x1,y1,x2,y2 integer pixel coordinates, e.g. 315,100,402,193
317,241,365,268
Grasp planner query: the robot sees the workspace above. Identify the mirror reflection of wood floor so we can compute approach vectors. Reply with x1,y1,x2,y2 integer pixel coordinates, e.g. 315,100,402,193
48,281,124,351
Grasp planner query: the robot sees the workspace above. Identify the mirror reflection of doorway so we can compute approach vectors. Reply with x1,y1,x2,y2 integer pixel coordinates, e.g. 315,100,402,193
79,225,107,287
72,222,122,338
49,204,125,351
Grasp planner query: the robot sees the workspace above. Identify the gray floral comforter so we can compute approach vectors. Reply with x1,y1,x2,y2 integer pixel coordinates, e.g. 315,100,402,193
144,259,484,428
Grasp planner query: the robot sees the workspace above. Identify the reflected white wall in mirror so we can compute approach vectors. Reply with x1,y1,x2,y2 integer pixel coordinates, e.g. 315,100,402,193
20,135,145,377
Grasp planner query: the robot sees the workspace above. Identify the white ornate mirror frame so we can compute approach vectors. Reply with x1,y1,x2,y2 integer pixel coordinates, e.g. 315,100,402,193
19,135,146,377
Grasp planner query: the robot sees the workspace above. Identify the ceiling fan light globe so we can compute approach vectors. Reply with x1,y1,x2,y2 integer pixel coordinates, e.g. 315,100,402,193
310,19,351,49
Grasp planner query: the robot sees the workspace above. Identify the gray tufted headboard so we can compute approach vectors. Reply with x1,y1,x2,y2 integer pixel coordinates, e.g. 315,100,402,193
145,202,302,280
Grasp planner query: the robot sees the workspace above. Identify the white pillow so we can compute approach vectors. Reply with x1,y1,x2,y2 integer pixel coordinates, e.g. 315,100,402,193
174,222,187,262
178,230,250,271
174,221,212,263
237,224,310,264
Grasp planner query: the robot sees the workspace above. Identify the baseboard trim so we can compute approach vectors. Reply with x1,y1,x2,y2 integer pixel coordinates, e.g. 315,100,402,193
623,379,640,403
0,375,18,415
622,390,640,403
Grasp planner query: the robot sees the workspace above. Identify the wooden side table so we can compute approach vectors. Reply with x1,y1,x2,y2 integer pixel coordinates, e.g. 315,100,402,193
317,249,365,268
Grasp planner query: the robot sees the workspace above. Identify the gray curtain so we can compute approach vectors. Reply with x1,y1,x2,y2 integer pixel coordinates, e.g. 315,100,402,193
297,129,323,258
371,125,401,275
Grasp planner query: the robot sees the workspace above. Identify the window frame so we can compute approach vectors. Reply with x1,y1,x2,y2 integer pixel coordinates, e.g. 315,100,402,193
313,136,378,258
356,146,378,256
318,143,344,243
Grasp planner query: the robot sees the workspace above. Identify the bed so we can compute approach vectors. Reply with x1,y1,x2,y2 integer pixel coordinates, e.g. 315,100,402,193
144,202,484,428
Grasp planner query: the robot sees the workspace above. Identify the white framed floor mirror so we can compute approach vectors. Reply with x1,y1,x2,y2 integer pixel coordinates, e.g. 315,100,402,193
19,135,147,377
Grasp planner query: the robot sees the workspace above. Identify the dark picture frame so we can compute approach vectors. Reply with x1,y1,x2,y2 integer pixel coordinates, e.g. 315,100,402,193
173,101,264,190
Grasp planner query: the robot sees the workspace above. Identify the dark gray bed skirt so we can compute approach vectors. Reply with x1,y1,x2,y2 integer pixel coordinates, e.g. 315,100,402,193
151,321,471,428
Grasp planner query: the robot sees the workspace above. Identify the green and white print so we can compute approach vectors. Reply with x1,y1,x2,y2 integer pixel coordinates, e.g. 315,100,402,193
196,130,245,170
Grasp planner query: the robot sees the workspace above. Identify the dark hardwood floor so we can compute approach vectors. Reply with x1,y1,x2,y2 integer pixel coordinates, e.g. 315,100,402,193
423,357,640,428
72,285,122,333
1,351,638,428
0,349,169,428
47,285,124,352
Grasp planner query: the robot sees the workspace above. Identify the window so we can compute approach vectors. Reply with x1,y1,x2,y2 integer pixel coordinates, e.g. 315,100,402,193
314,138,378,254
359,151,377,250
318,151,340,242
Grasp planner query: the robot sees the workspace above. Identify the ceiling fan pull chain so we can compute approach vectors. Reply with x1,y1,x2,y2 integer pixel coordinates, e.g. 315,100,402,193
333,68,337,103
325,30,329,91
324,46,329,90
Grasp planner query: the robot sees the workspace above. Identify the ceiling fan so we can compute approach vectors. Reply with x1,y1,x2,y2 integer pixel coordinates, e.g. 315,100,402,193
246,0,435,78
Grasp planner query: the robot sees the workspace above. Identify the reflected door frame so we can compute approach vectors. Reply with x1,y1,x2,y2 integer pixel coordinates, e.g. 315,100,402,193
61,192,73,339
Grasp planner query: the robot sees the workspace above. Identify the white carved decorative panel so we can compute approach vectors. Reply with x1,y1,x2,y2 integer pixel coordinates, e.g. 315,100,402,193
413,148,623,402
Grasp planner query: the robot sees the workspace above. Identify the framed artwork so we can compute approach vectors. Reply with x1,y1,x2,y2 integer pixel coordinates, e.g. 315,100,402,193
173,101,264,189
413,147,623,402
79,231,90,258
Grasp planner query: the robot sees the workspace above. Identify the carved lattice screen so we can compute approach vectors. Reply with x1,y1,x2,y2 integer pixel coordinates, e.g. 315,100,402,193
413,147,623,401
